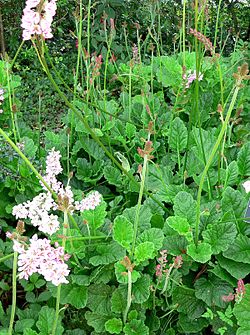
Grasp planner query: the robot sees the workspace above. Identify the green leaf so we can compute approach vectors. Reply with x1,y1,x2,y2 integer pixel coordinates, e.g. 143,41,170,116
173,191,197,228
79,137,105,160
162,223,188,256
15,319,35,333
123,205,152,232
111,286,127,313
115,262,141,284
125,123,136,139
187,242,212,263
105,318,123,334
124,319,149,335
87,284,113,315
36,306,63,335
37,291,52,302
132,275,151,303
194,275,233,308
75,158,103,183
166,216,191,238
223,234,250,264
113,215,134,250
89,241,126,266
85,311,110,333
237,142,250,176
134,242,155,264
155,56,182,88
209,264,237,287
137,228,164,251
169,117,188,153
202,221,237,254
178,313,209,333
172,286,206,320
22,137,37,158
49,284,87,309
233,284,250,335
0,301,5,319
103,165,123,187
222,187,247,219
224,161,239,186
81,201,107,230
217,255,250,279
23,330,38,335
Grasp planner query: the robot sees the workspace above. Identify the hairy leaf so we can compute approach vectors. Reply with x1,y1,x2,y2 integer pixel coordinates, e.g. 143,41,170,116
202,221,237,254
223,234,250,264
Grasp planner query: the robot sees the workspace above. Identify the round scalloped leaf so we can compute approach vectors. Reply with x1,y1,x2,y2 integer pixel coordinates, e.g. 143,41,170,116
124,319,149,335
194,275,233,308
105,318,123,334
202,221,237,254
134,242,155,264
113,215,134,250
187,242,212,263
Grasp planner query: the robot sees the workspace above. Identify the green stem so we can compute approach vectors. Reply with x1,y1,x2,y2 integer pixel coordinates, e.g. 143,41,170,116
0,127,54,195
214,0,223,48
8,251,18,335
6,63,18,143
60,235,107,242
51,212,68,335
160,263,175,295
182,0,186,67
131,152,148,256
123,270,132,324
195,85,240,245
10,40,24,69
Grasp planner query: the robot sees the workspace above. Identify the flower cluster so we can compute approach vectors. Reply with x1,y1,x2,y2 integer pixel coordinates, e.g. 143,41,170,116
21,0,57,41
222,279,246,304
189,28,218,57
12,148,102,235
90,54,103,85
75,191,102,211
183,70,203,88
12,192,59,235
0,88,4,114
155,250,183,278
7,233,70,286
155,250,168,277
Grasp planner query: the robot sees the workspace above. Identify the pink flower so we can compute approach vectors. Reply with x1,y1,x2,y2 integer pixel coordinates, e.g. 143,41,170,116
75,191,102,211
21,0,57,40
222,292,235,302
222,279,246,304
183,70,203,88
173,255,183,269
15,234,70,286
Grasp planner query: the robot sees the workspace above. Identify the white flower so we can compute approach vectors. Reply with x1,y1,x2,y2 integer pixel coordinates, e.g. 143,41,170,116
75,191,102,211
243,180,250,194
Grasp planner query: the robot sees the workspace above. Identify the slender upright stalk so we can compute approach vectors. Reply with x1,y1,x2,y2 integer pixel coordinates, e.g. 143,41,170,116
0,127,54,195
182,0,186,67
8,251,18,335
123,270,132,324
160,263,175,295
51,212,68,335
131,148,149,256
195,85,241,244
214,0,223,48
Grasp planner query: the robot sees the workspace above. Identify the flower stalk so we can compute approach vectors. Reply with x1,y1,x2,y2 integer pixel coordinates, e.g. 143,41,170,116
8,251,18,335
